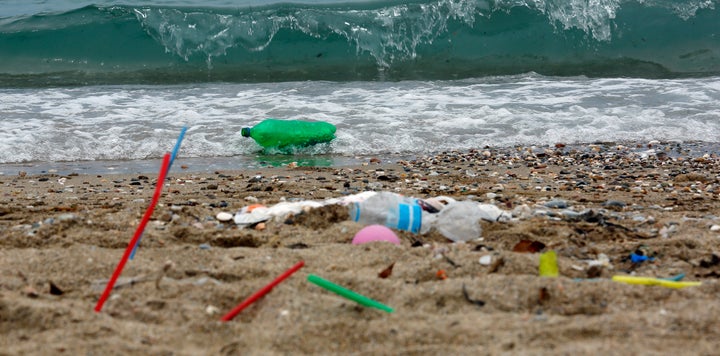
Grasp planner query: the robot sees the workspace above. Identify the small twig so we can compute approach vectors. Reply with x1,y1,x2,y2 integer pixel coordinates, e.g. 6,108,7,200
462,284,485,307
156,260,175,290
444,254,461,268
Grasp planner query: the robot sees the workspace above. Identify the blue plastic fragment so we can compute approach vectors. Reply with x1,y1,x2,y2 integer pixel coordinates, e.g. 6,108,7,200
630,253,655,263
661,273,685,282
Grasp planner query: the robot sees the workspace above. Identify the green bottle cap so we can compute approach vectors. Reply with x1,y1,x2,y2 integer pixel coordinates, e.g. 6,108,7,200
241,128,251,137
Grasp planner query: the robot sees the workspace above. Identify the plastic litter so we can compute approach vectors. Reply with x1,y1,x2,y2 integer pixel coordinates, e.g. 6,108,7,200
233,201,323,226
233,206,271,225
230,191,514,243
612,275,701,288
630,253,654,263
539,250,559,277
476,203,513,222
348,192,422,233
232,192,373,226
422,200,511,241
428,201,484,241
419,196,456,213
307,274,393,313
662,273,686,281
352,225,400,245
241,119,336,150
221,261,305,321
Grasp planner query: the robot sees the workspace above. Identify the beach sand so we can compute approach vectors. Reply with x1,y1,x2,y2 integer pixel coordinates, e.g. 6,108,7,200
2,142,720,355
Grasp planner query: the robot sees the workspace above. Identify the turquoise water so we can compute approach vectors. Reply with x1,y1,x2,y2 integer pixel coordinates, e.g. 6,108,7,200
0,0,718,172
1,0,718,86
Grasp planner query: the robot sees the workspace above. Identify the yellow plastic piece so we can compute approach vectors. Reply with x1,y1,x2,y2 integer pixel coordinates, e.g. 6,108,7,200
612,275,701,289
539,250,559,277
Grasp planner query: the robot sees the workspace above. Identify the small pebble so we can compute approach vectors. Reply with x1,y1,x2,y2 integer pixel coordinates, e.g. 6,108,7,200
479,255,493,266
24,286,39,298
710,225,720,232
603,200,627,208
205,305,219,315
216,212,233,222
57,213,77,221
544,199,568,209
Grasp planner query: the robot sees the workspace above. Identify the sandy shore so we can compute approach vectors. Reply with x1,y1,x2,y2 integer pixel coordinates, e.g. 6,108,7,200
2,142,720,355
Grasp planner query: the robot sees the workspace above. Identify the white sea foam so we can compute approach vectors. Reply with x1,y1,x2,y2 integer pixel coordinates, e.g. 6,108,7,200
0,74,719,164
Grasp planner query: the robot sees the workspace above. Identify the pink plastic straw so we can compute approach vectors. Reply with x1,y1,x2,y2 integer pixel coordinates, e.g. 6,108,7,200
221,261,305,321
94,153,171,312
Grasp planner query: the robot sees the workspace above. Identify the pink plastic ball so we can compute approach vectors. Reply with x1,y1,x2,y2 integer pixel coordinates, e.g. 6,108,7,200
352,225,401,245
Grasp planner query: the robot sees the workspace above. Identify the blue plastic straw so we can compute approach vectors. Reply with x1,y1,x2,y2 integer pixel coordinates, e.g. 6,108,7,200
130,126,187,260
167,126,187,175
661,273,685,282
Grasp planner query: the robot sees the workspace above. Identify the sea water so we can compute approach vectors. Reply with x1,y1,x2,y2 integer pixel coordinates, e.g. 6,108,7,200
1,0,719,173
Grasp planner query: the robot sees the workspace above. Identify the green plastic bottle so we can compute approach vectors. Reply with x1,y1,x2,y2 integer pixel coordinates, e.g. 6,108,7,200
241,119,336,150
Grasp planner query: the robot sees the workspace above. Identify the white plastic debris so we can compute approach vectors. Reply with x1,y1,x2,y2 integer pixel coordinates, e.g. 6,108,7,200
476,203,512,222
324,191,378,205
659,224,678,238
512,204,533,219
230,191,516,239
588,253,612,269
433,201,484,242
233,205,270,225
233,201,324,225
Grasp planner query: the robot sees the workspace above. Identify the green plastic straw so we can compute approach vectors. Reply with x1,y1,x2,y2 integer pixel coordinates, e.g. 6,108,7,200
307,274,393,313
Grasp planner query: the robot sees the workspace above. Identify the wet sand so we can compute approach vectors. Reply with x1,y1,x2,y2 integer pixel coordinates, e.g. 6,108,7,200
2,142,720,355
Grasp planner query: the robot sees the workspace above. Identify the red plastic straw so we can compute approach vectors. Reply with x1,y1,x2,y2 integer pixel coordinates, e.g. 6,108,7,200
220,260,305,322
94,153,171,312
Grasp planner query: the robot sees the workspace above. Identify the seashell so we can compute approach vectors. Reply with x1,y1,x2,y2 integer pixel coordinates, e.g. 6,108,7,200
479,255,492,266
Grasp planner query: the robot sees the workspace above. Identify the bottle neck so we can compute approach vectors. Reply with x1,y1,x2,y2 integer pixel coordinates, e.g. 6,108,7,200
241,128,251,137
